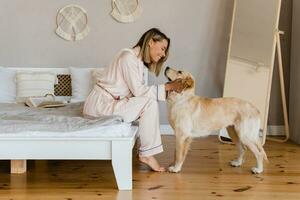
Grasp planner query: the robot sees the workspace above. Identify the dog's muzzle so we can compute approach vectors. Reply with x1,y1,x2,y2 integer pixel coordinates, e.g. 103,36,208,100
164,66,172,81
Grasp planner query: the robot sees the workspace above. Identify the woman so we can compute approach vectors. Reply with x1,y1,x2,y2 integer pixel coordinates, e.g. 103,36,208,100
83,28,183,172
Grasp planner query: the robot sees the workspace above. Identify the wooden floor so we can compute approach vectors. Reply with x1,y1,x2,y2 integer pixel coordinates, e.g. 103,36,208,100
0,136,300,200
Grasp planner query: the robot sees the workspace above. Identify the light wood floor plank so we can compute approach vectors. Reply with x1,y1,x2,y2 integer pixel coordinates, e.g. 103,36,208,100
0,136,299,200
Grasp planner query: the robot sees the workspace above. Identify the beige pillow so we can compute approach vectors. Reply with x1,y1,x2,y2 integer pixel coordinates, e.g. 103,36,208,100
69,67,94,103
16,71,57,102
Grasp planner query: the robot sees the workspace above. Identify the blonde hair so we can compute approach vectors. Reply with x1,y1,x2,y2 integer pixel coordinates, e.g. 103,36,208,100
134,28,170,76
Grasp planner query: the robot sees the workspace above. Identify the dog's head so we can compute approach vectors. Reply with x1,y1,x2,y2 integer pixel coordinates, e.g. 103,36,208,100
164,66,195,95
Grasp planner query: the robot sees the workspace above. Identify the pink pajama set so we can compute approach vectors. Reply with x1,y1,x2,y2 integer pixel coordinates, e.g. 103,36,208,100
83,48,166,157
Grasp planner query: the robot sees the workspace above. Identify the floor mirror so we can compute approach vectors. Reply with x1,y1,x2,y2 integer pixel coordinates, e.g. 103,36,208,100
219,0,284,145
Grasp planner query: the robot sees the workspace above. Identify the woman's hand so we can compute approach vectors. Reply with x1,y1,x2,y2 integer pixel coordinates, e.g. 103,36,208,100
165,79,185,93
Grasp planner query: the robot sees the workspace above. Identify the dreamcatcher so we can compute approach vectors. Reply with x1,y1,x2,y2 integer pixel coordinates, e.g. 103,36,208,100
56,4,90,41
111,0,143,23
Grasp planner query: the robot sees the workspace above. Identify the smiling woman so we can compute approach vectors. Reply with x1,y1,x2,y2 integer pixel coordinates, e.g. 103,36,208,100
132,28,170,76
148,39,167,63
83,28,184,172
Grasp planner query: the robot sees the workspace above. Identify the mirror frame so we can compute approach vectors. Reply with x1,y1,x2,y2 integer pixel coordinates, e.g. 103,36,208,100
221,0,282,144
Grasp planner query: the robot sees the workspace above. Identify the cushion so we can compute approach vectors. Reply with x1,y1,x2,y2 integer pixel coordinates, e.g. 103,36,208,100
16,71,57,102
0,67,16,103
69,67,94,102
54,74,72,96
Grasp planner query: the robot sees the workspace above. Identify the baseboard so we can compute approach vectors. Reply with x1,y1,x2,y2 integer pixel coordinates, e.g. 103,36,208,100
160,124,173,135
160,124,220,136
160,124,285,136
267,125,285,136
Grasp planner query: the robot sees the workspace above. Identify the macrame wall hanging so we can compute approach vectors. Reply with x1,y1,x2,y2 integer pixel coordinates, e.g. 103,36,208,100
111,0,143,23
56,4,90,41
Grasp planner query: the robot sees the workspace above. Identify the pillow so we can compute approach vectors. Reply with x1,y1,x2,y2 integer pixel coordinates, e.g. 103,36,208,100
16,71,57,102
69,67,94,102
0,67,16,103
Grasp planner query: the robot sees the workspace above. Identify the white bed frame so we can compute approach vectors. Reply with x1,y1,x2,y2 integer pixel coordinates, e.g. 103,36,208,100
0,67,139,190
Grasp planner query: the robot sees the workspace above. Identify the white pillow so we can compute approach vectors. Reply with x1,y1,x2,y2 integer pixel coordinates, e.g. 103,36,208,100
0,67,16,103
69,67,94,102
16,71,57,102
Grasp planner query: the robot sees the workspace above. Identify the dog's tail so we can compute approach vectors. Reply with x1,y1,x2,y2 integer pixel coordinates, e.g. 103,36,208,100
256,141,268,163
254,118,268,162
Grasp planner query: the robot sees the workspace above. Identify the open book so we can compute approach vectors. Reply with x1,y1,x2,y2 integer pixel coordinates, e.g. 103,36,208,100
25,95,65,108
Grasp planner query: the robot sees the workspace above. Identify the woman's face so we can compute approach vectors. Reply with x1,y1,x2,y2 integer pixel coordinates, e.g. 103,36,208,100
148,39,168,63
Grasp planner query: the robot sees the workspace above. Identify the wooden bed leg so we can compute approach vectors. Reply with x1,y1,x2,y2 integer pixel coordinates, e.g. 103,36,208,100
112,141,132,190
11,160,27,174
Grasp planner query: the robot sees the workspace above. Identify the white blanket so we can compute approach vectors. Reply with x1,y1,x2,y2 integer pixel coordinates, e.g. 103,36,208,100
0,103,131,137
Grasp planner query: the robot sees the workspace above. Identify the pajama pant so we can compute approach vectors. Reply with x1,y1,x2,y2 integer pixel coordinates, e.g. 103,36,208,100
83,85,163,157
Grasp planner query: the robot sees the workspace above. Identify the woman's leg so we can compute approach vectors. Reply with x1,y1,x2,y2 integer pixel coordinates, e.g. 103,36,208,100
113,97,164,172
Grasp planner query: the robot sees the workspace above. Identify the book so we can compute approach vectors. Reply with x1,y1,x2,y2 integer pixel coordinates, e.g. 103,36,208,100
25,95,65,108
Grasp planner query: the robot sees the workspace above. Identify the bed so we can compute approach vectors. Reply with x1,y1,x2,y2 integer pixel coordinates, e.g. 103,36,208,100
0,67,140,190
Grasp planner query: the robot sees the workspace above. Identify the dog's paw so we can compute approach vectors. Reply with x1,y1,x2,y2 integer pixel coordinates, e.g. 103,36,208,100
230,160,242,167
168,165,181,173
251,167,263,174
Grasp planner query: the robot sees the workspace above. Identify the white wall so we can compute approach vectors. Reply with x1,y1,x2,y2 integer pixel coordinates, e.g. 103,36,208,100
0,0,291,126
0,0,234,124
290,0,300,144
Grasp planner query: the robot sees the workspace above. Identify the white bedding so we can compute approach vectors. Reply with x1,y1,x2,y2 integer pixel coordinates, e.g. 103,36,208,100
0,102,133,138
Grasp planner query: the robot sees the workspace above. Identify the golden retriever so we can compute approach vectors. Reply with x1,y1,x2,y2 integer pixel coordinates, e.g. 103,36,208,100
165,66,267,174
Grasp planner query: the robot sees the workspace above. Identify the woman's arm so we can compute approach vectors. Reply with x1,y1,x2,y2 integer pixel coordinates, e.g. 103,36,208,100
120,52,166,101
165,79,184,93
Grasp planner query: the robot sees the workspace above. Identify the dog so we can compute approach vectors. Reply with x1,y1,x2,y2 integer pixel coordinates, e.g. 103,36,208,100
164,66,267,174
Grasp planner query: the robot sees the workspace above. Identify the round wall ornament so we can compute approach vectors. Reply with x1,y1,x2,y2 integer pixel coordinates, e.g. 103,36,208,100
111,0,143,23
56,4,90,41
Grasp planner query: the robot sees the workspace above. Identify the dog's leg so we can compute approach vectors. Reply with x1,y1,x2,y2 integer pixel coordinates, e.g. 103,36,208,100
226,126,239,144
230,140,246,167
182,137,192,161
169,134,191,173
244,141,264,174
227,126,245,167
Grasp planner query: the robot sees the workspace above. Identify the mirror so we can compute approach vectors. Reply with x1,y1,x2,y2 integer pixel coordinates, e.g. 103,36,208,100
220,0,282,143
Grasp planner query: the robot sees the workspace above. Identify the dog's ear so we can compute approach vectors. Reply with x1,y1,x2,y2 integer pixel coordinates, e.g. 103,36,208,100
183,77,194,89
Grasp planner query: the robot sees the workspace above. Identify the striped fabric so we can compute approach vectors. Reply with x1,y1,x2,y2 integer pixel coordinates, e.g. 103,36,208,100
16,72,57,102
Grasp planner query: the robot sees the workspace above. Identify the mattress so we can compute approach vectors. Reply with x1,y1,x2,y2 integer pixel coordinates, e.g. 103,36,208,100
0,102,135,138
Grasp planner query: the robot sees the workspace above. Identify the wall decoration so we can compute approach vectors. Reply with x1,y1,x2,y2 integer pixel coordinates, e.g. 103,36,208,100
111,0,142,23
56,4,90,41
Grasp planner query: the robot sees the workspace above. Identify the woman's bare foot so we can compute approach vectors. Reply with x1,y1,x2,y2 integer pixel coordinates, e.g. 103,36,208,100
139,156,165,172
